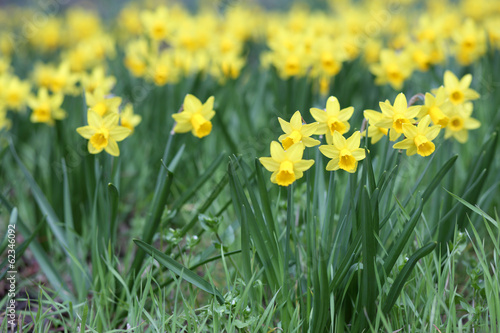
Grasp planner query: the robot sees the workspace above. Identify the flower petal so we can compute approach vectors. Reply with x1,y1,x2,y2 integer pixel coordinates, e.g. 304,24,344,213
76,126,96,139
294,159,314,172
110,126,131,141
402,123,418,139
326,159,340,171
394,93,408,112
183,94,202,112
346,131,361,150
259,157,280,171
326,96,340,115
103,112,119,129
105,139,120,156
87,110,102,127
319,144,339,158
278,117,292,134
290,111,302,129
286,142,305,162
332,131,346,148
310,107,327,122
270,141,285,161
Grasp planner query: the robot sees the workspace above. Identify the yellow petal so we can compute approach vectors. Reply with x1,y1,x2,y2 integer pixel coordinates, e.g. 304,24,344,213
109,126,131,141
201,96,215,116
76,126,96,139
87,110,102,127
402,123,418,139
338,107,354,122
332,131,346,148
393,138,414,150
444,70,458,88
259,157,280,171
88,140,102,154
290,111,302,129
346,131,361,151
300,122,318,137
319,145,339,159
270,141,285,161
326,159,340,171
103,112,119,129
310,107,327,122
183,94,202,112
286,142,305,162
278,117,292,134
294,159,314,172
394,93,408,112
105,139,120,156
351,148,366,161
326,96,340,114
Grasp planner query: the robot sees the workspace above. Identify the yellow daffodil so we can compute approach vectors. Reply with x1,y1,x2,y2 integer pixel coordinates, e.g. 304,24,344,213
49,62,79,96
172,94,215,139
369,49,414,90
310,96,354,144
86,88,122,117
76,110,131,156
319,131,366,173
120,103,141,134
259,142,314,186
375,93,422,141
441,71,480,106
2,75,31,112
393,115,441,156
452,18,487,66
362,110,388,144
28,88,66,125
81,66,116,95
278,111,320,150
140,6,171,41
444,102,481,143
419,87,452,128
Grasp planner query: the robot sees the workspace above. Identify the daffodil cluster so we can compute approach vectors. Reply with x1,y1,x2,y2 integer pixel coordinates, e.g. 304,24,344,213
260,96,368,186
363,71,481,157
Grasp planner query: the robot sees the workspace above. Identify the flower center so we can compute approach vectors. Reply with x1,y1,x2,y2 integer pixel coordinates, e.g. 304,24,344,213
90,129,109,150
449,116,464,131
327,117,346,135
276,160,296,186
282,130,302,150
190,113,212,138
7,91,21,107
450,90,464,105
387,64,403,83
414,134,435,156
92,102,108,116
32,104,51,123
393,115,411,133
284,56,300,76
428,106,449,127
338,149,357,172
152,23,166,40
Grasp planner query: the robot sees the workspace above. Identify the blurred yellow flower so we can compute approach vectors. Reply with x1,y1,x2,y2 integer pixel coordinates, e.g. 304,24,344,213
441,71,480,106
140,6,170,41
319,131,365,173
393,115,441,156
28,88,66,125
2,75,31,112
120,104,141,134
444,102,481,143
370,49,414,90
278,110,320,150
76,110,131,156
86,89,122,117
259,142,314,186
172,94,215,138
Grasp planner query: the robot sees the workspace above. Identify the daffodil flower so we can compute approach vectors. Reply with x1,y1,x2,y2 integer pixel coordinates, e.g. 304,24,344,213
393,115,440,156
444,102,481,143
441,70,480,105
420,87,452,128
375,93,421,141
278,110,320,150
28,88,66,125
259,142,314,187
319,131,366,173
86,88,122,117
120,103,142,134
310,96,354,144
76,110,131,156
172,94,215,139
362,110,388,144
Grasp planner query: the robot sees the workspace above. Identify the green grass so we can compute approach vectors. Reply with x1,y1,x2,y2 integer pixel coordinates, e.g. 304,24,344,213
1,3,500,333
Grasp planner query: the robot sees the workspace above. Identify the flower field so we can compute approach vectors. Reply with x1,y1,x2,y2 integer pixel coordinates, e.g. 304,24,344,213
1,0,500,332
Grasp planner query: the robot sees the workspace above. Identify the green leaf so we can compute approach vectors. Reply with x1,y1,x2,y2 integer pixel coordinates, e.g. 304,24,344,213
133,239,225,305
383,242,436,314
